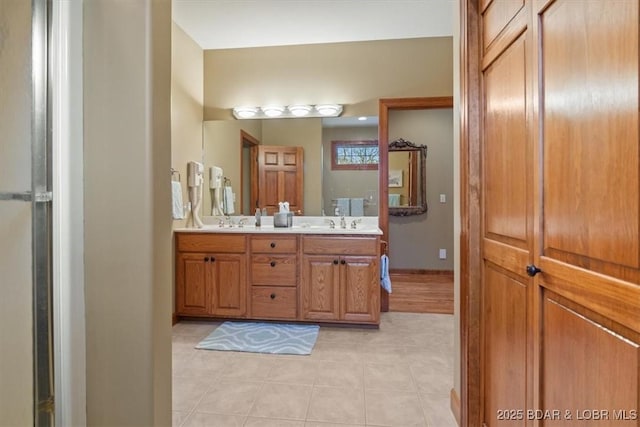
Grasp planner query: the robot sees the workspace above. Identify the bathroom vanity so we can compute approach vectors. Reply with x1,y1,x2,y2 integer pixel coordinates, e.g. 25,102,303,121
174,219,382,326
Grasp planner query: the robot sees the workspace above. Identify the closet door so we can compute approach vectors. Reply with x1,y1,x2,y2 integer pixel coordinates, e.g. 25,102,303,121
536,0,640,422
478,0,640,425
480,1,533,424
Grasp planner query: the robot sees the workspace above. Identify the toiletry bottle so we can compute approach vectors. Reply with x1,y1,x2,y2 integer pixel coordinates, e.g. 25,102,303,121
255,208,261,227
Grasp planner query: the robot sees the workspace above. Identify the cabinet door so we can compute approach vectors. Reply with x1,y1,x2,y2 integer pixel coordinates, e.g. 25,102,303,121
340,256,379,323
176,253,210,315
210,253,246,317
301,255,340,320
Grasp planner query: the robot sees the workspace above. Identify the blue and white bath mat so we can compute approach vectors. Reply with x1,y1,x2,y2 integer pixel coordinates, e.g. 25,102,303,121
196,321,319,355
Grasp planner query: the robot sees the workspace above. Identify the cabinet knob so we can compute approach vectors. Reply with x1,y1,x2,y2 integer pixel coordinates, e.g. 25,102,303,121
270,261,276,267
333,259,339,265
526,264,541,277
210,256,215,262
340,259,346,265
270,293,276,299
270,242,276,248
204,257,209,262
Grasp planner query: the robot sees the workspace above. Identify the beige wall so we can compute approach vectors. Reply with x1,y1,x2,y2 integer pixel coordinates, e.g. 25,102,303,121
171,23,204,228
388,108,454,270
0,1,33,424
322,126,379,216
203,37,453,119
84,1,172,425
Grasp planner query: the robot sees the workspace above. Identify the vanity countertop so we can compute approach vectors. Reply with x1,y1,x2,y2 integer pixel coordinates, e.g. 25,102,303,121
174,216,383,235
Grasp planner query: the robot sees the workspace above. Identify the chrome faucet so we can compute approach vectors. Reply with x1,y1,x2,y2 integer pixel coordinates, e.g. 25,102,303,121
326,219,336,229
350,218,362,229
237,218,247,228
340,216,347,229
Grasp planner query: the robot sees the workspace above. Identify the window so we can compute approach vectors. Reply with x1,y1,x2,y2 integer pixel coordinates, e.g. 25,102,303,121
331,140,379,170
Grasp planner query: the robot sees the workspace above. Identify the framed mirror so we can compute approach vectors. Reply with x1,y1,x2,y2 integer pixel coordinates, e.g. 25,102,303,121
388,138,427,216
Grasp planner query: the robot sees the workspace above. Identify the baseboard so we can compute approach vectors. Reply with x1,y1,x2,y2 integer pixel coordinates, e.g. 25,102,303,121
450,388,461,426
172,313,178,326
390,268,454,276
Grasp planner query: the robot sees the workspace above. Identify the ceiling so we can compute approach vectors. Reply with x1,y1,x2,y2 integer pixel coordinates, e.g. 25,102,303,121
172,0,454,50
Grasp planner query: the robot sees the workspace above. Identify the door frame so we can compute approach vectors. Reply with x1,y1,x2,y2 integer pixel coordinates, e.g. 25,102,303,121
378,96,454,312
240,130,259,214
459,0,486,425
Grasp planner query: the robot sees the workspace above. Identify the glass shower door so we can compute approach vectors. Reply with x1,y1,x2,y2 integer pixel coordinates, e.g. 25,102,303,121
0,0,53,425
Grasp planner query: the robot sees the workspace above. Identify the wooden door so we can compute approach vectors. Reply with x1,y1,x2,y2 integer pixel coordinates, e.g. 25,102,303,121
475,0,640,425
176,253,210,315
301,255,340,320
210,253,246,317
256,145,304,215
340,256,380,323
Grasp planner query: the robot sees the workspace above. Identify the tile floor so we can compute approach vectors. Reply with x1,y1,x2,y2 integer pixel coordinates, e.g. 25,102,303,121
172,312,458,427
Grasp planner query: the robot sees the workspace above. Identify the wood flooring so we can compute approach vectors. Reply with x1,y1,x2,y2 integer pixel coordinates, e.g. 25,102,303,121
388,270,454,314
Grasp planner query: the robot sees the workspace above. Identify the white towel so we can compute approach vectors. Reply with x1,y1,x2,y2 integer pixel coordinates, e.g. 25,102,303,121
336,198,350,216
350,198,364,216
223,186,235,215
171,181,184,219
380,254,392,293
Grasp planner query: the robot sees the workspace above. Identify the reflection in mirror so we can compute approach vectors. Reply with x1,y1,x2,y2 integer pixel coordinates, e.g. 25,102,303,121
388,138,427,216
202,116,379,217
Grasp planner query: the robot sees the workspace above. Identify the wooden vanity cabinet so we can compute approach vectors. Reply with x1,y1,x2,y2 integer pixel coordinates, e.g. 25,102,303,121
175,233,247,318
249,235,298,320
175,232,380,325
301,236,380,324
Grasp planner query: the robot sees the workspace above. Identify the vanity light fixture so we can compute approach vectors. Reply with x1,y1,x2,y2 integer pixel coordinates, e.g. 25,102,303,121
233,106,259,119
288,104,313,117
232,104,343,120
315,104,342,116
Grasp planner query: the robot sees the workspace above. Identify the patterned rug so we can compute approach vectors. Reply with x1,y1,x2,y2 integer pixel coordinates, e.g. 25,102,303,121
196,321,320,355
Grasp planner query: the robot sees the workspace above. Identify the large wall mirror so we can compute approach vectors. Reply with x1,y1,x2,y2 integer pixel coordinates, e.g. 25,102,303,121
202,116,379,217
388,138,428,216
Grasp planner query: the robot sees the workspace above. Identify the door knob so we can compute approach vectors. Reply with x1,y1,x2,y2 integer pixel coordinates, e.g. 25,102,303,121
526,264,541,277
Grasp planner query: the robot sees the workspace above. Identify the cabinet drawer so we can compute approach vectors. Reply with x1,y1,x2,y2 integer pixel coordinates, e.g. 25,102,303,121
251,235,297,253
251,254,297,286
176,233,246,253
302,236,378,255
251,287,297,319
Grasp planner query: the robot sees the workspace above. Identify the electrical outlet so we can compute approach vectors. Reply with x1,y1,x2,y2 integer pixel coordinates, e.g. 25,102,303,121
439,248,447,259
440,194,446,203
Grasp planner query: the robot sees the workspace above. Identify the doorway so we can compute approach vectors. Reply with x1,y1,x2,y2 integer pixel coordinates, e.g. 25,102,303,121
378,97,455,313
240,130,259,215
